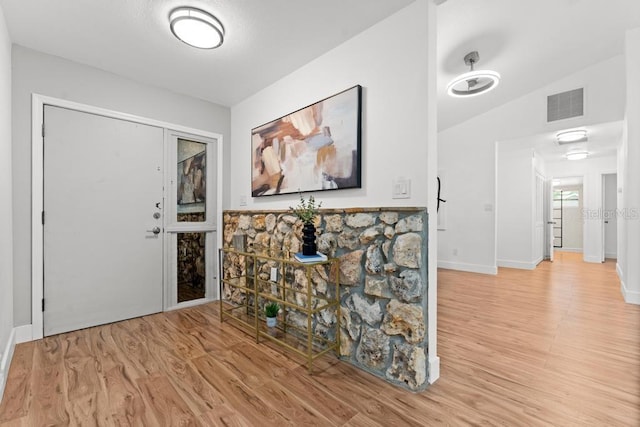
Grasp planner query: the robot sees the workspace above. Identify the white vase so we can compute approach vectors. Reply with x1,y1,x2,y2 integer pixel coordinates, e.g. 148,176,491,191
266,316,277,328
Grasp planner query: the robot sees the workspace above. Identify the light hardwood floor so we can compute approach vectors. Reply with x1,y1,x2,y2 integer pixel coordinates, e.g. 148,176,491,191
1,251,638,425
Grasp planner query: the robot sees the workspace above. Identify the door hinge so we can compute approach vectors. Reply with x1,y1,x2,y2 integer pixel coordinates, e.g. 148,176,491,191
42,123,45,138
42,298,45,312
42,211,45,225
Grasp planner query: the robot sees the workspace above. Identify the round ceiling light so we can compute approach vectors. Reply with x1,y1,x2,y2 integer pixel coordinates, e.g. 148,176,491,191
169,7,224,49
556,129,587,143
565,150,589,161
447,51,501,98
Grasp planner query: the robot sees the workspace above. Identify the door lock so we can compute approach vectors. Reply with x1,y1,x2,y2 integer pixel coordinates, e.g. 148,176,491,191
146,226,161,235
153,212,161,219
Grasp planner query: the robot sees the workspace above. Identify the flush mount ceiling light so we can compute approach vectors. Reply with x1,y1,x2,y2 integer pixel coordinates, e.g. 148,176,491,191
557,129,587,144
447,51,501,98
565,150,589,161
169,7,225,49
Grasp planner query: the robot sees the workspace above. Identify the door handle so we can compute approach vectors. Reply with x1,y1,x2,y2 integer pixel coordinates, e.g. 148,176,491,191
146,226,161,235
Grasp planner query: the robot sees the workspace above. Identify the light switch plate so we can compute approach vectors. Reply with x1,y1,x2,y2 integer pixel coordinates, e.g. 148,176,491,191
392,177,411,199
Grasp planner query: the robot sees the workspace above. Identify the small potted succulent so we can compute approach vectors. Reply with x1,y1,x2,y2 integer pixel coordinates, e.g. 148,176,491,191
264,302,280,327
290,194,322,255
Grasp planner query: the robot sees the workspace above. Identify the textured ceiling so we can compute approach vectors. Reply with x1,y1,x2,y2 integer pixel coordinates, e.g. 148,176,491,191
0,0,414,107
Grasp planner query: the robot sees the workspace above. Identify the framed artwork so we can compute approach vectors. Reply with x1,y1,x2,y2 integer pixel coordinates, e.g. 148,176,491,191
251,85,362,197
178,149,206,208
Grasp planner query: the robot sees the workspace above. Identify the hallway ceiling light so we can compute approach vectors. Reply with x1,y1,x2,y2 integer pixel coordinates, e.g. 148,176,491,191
169,7,225,49
447,51,501,98
565,150,589,161
556,129,587,144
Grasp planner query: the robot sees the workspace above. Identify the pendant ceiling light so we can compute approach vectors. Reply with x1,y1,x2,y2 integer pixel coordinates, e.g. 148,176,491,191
447,51,501,98
169,7,225,49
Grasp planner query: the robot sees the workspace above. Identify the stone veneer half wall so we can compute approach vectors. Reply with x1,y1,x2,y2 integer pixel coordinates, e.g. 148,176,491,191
222,207,429,391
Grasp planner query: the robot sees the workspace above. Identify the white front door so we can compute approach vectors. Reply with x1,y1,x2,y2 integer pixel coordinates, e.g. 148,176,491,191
43,106,164,336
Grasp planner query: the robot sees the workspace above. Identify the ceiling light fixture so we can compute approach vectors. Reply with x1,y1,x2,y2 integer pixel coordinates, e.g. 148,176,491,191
169,7,225,49
447,51,501,98
565,150,589,161
556,129,587,144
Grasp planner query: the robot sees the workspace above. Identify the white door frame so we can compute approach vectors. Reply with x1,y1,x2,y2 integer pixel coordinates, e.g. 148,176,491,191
31,94,224,340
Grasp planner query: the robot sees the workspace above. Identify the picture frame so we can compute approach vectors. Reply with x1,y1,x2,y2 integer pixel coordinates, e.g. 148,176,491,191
251,85,362,197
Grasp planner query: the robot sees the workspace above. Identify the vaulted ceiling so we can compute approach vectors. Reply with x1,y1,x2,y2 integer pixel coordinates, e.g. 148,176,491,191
438,0,640,131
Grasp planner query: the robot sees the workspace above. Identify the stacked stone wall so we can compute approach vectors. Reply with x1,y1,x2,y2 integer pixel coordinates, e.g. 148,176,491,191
222,207,428,391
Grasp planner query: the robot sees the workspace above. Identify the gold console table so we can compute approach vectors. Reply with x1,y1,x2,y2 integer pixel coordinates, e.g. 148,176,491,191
219,247,340,373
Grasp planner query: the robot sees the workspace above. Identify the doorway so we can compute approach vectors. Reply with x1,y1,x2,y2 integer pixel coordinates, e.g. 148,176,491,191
603,173,618,260
31,95,224,340
552,177,584,254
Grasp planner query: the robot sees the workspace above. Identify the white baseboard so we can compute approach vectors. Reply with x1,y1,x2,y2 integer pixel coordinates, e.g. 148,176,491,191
621,280,640,305
0,328,17,404
605,252,617,259
15,324,33,344
437,260,497,275
616,262,624,281
496,259,537,270
556,248,583,253
428,355,440,384
584,255,602,263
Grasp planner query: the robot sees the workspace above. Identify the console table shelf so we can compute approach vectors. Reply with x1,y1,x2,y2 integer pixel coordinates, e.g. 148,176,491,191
219,247,340,373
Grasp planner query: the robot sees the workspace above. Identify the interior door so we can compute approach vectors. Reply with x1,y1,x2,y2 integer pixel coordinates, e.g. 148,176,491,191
43,106,164,336
545,178,555,262
534,173,545,264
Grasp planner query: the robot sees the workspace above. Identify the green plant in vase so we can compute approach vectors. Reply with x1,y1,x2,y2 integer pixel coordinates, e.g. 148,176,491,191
290,194,322,256
264,302,280,327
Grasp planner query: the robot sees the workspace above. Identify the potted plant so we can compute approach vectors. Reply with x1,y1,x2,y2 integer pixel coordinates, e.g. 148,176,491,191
290,194,322,255
264,302,280,327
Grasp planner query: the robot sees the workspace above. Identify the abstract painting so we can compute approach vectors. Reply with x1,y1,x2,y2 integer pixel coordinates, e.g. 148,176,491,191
251,85,362,196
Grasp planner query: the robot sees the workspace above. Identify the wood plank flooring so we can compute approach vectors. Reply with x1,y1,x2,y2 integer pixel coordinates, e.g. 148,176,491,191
1,251,639,425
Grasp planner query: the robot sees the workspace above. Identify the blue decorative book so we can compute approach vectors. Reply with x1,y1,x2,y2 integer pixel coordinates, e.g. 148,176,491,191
294,252,328,263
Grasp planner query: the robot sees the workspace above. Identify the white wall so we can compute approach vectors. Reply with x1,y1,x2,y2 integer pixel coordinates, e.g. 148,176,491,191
229,1,440,380
230,2,430,210
496,141,535,269
546,156,617,263
12,45,231,327
0,3,13,402
438,55,626,274
619,27,640,304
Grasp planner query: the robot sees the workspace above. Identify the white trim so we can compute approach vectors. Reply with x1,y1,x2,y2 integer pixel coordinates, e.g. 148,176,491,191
617,262,624,281
31,94,224,341
583,255,602,263
496,259,537,270
0,328,16,403
166,297,217,311
621,280,640,305
438,260,498,275
428,355,440,384
605,253,617,259
556,248,583,253
14,325,32,344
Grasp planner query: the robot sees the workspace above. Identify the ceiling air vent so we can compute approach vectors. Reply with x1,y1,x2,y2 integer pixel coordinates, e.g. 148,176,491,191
547,88,584,122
